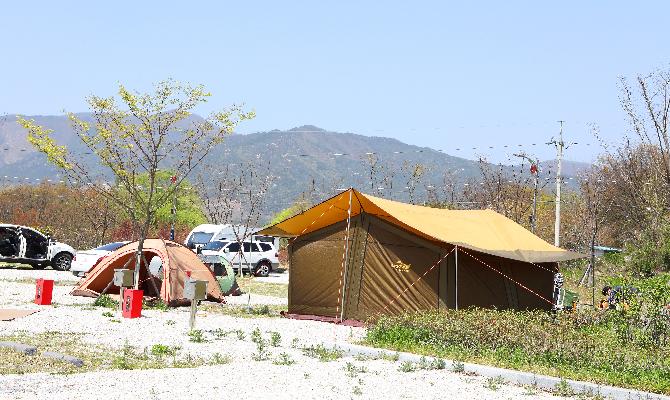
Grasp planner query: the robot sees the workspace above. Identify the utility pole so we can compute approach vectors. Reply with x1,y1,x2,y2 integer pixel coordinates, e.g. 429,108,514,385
513,152,539,233
550,121,565,247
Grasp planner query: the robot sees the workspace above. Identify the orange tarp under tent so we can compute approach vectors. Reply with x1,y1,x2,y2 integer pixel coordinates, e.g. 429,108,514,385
259,189,585,321
71,239,223,306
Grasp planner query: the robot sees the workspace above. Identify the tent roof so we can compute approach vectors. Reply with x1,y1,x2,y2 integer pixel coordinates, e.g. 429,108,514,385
259,188,585,263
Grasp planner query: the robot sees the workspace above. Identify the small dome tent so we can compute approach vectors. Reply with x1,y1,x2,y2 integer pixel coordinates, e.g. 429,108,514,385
71,239,224,306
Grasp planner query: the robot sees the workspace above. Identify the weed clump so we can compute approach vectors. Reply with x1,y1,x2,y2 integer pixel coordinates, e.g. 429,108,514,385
302,344,343,362
93,294,117,309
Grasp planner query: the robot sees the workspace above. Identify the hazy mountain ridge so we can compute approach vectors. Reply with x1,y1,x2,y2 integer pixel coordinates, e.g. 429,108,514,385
0,114,589,219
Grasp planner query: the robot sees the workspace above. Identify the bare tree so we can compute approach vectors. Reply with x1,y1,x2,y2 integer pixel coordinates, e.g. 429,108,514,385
620,68,670,188
196,158,275,276
576,168,616,305
401,161,426,204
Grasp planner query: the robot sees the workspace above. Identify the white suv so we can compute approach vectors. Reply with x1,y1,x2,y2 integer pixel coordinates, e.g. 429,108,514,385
200,240,278,277
0,224,76,270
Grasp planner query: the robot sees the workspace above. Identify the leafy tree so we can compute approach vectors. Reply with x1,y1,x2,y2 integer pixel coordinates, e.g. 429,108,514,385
124,170,207,228
19,80,254,287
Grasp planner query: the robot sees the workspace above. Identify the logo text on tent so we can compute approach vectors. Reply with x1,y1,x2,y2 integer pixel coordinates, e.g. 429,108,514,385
391,260,411,272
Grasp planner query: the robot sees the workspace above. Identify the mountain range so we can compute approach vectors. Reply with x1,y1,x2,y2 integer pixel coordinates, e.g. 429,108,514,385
0,114,590,220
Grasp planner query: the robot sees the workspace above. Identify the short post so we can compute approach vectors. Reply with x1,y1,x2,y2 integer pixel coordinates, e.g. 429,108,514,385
184,278,207,330
189,299,197,330
113,269,134,315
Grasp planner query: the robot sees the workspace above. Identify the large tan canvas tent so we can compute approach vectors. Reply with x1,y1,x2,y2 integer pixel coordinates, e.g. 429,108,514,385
71,239,223,306
259,189,584,321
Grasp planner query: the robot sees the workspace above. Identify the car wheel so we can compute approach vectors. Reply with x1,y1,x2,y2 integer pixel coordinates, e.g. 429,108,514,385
254,261,271,277
52,252,73,271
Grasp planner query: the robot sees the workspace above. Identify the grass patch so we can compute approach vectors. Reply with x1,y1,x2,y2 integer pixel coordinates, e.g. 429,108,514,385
302,344,343,362
397,356,445,373
250,327,272,361
188,330,208,343
353,351,399,362
344,362,368,377
143,298,169,311
199,303,284,318
273,352,296,365
365,309,670,395
235,277,288,298
0,331,228,374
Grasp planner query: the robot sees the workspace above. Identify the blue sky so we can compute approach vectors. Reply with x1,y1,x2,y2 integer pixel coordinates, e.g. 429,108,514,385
1,1,668,163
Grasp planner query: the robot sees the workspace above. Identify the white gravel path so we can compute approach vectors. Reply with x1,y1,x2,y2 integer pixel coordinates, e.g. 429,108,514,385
0,268,562,400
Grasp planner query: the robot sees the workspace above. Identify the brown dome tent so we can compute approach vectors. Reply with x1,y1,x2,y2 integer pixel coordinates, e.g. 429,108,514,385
258,189,585,322
71,239,224,306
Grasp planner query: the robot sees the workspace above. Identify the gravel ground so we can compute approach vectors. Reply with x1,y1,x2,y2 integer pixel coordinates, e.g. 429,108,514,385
0,268,562,400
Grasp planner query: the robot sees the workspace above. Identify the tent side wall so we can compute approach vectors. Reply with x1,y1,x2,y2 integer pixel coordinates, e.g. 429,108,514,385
442,250,556,311
343,214,447,320
288,217,363,317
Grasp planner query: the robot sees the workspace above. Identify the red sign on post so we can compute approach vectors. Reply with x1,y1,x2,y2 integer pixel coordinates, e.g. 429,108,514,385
35,279,54,305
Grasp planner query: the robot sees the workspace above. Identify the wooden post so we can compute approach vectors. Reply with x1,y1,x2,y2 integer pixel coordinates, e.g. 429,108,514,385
189,299,197,330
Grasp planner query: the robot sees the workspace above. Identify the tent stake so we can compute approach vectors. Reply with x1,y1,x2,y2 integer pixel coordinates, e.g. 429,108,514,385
339,189,353,322
455,245,459,310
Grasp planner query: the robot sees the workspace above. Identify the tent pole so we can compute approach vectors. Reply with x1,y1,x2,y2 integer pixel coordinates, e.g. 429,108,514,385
455,245,459,310
340,189,354,322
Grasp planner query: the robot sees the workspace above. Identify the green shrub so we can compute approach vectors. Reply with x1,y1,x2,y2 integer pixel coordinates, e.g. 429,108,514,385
150,344,179,357
485,376,505,391
269,331,281,347
93,294,117,309
452,360,465,373
273,352,295,366
554,379,574,397
398,360,415,372
344,362,367,377
210,353,230,365
365,308,670,394
625,224,670,276
188,330,207,343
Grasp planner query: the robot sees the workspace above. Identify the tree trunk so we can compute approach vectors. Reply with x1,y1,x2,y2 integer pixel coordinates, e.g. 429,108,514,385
133,220,151,290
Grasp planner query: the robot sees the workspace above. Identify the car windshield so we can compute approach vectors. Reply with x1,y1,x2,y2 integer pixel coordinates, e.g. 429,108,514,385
94,242,127,251
189,232,214,244
203,241,228,251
